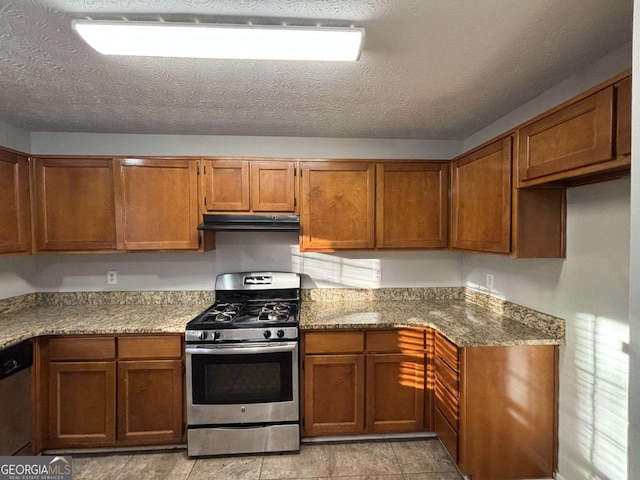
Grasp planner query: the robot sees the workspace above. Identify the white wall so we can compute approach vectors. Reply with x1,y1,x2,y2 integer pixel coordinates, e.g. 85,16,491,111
0,256,36,299
0,119,30,153
29,132,462,159
463,179,630,480
461,44,633,480
25,234,462,292
627,3,640,479
464,41,632,151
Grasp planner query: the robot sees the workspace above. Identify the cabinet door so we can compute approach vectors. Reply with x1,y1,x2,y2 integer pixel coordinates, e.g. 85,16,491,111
518,87,614,182
451,138,511,253
616,76,631,157
300,162,375,251
251,161,296,212
0,149,31,254
376,162,448,248
202,159,250,212
115,158,199,250
47,361,116,448
458,346,557,480
34,158,116,251
117,360,183,445
303,354,365,436
366,353,424,433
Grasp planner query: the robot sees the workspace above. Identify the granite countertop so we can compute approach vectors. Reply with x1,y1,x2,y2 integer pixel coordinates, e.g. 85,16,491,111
300,299,562,347
0,289,564,350
0,295,211,350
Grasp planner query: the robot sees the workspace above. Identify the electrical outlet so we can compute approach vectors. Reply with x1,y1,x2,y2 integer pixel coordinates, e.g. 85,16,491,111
107,270,117,285
485,273,494,291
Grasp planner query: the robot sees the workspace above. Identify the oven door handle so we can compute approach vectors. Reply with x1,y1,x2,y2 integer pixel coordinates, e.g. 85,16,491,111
185,342,297,355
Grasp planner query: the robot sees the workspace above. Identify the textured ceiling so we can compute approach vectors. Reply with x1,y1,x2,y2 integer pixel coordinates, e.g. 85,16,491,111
0,0,633,139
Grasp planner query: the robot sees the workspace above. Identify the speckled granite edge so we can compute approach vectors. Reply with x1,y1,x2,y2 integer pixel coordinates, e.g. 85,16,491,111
36,291,216,306
465,289,565,339
301,287,466,302
0,291,215,309
0,293,38,315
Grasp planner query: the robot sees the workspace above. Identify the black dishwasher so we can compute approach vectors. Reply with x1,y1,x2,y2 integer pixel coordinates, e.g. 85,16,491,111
0,340,33,455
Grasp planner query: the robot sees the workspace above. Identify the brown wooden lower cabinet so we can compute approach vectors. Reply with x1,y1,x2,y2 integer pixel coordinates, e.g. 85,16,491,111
47,361,116,448
303,329,558,480
366,352,424,433
117,360,183,445
40,335,184,450
302,329,430,436
303,354,365,436
434,337,558,480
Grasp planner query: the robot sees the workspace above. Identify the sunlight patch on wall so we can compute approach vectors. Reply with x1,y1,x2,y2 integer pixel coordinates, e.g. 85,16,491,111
562,312,629,480
290,245,381,287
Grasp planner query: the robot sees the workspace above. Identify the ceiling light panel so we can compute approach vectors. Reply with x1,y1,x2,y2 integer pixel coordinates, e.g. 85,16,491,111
72,20,364,61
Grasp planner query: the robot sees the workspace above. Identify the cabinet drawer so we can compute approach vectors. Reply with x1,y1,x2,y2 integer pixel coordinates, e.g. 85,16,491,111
435,379,459,432
435,407,458,463
366,329,425,352
48,336,116,361
118,335,182,359
305,331,364,354
435,355,459,398
435,332,458,371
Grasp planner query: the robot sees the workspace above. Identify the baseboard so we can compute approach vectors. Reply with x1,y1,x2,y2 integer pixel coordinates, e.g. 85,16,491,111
301,431,437,443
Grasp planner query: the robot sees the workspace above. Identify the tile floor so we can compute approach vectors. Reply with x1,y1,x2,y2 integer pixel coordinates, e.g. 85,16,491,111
71,439,463,480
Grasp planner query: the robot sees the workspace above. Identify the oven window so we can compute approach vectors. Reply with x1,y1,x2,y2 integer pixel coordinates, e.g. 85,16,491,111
191,352,293,404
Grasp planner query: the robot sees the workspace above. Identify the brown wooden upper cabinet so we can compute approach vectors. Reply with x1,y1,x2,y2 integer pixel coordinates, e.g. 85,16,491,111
33,158,117,251
518,72,631,186
376,162,448,248
115,158,199,250
451,138,512,254
0,148,31,255
300,162,375,251
616,75,631,157
200,158,297,213
251,161,296,212
451,137,565,258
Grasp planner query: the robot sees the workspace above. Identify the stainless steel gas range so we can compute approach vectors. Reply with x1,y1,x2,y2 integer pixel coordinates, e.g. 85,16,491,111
185,272,301,457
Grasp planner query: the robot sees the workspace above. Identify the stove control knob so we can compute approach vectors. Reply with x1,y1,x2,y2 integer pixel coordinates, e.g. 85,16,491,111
213,331,221,340
263,330,272,339
197,331,208,340
277,329,285,338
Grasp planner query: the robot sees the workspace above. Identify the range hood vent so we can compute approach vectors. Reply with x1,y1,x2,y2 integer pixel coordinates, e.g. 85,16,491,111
198,214,300,232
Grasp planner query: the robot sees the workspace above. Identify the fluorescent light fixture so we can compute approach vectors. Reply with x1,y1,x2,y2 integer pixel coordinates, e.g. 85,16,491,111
72,20,364,61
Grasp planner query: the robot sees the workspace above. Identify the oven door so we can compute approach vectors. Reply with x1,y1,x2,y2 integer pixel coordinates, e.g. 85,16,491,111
186,341,298,426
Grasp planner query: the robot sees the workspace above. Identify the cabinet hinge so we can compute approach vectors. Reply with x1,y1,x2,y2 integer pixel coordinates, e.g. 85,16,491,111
196,165,200,175
294,166,297,176
204,197,207,206
294,198,297,208
198,235,202,248
204,165,207,174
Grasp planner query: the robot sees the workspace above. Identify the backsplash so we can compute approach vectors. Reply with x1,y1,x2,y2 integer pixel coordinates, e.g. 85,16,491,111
301,287,465,302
